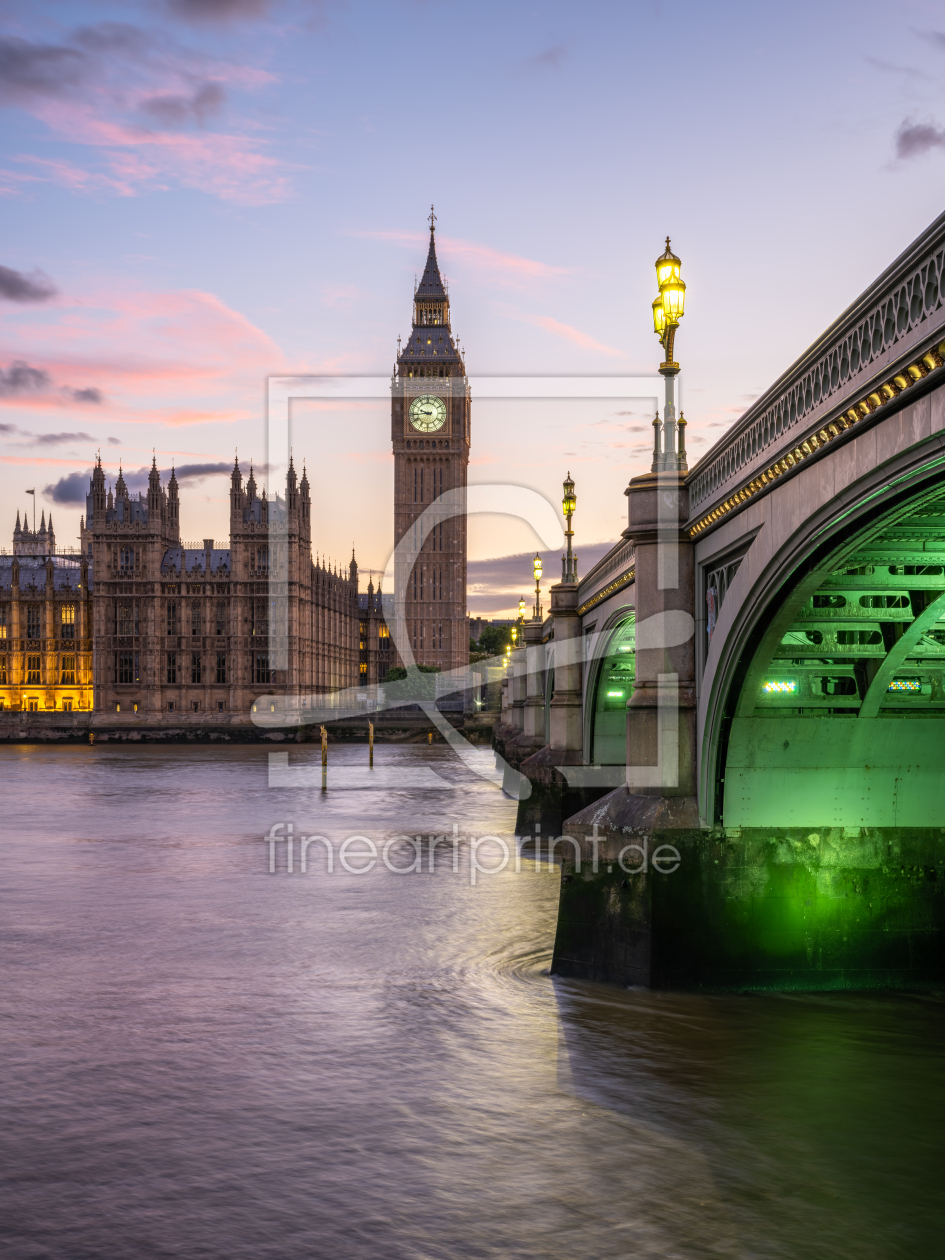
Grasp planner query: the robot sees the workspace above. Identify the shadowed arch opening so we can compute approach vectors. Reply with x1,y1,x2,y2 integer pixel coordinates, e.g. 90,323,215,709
588,617,636,764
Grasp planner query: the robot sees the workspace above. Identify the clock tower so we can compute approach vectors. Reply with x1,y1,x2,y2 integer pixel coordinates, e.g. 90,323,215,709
391,210,470,672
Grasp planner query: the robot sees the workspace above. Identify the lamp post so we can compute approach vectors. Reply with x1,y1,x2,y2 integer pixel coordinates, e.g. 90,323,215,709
533,552,543,620
651,238,687,472
518,596,526,624
562,471,577,582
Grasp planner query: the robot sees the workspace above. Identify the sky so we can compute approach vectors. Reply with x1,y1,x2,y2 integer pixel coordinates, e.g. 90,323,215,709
2,0,945,614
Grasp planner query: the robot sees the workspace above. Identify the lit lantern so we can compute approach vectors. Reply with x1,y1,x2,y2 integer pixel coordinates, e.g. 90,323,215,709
655,237,681,288
652,295,666,338
562,472,576,521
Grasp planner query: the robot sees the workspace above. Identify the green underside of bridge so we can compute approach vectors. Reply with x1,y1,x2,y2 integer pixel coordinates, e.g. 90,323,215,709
551,828,945,991
724,717,945,828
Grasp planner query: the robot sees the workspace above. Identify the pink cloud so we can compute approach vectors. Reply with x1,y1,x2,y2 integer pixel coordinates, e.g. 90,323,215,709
1,26,290,204
513,312,625,359
0,284,291,427
356,229,570,285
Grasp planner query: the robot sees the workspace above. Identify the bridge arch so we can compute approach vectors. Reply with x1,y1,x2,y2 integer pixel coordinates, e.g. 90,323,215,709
583,609,636,764
703,459,945,828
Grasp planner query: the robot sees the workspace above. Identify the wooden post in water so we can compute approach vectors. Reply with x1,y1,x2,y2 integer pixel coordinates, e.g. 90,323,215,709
369,720,374,768
428,731,433,744
320,725,328,792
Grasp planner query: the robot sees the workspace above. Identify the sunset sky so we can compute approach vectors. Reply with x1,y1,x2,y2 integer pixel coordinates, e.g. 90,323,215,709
2,0,945,612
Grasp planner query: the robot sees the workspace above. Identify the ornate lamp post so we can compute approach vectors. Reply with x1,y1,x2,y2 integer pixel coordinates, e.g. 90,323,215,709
562,471,577,582
651,238,688,472
518,596,526,623
532,552,543,620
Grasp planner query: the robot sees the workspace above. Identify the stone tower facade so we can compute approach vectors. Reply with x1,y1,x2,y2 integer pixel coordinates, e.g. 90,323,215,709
391,213,470,672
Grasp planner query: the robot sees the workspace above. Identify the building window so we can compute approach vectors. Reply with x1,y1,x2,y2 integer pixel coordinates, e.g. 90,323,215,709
217,700,225,712
61,655,76,684
216,652,226,684
254,653,271,684
27,698,38,712
119,547,134,572
191,601,201,636
0,606,7,640
62,698,73,712
215,600,226,636
116,600,134,637
26,606,41,640
26,654,41,683
168,700,175,712
192,700,200,712
256,546,269,572
167,602,178,635
166,651,178,685
0,655,6,684
116,650,135,684
252,598,268,636
191,652,202,684
60,604,75,640
379,625,390,651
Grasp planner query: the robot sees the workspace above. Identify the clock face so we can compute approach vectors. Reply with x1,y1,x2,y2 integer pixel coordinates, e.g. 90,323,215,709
409,394,447,433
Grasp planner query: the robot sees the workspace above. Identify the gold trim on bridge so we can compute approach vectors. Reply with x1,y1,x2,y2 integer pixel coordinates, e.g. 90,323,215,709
577,567,635,615
688,340,945,539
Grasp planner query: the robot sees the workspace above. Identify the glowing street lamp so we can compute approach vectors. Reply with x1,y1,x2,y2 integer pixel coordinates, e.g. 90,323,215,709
651,237,688,473
562,471,577,582
518,595,526,623
533,552,543,620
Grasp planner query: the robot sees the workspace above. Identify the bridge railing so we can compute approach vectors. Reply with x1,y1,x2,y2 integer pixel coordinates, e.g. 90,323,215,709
687,211,945,527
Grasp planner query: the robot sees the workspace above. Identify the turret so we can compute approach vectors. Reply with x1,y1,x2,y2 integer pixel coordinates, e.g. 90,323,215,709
349,547,358,590
91,456,106,521
13,510,21,542
147,454,162,523
287,455,297,510
167,464,179,538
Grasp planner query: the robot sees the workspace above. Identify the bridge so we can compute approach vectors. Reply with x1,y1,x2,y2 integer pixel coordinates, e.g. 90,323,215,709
496,211,945,991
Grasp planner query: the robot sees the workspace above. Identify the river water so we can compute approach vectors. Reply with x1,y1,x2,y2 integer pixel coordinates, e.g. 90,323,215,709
2,744,944,1259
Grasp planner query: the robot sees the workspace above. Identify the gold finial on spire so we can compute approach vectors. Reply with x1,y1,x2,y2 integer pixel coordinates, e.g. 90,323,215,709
428,204,436,233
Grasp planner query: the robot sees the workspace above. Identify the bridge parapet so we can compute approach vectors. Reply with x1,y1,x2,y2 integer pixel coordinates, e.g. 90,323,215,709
576,537,635,616
688,211,945,535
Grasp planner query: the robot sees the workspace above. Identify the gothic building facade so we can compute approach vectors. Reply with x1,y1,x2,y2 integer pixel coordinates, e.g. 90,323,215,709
0,511,92,713
86,456,360,716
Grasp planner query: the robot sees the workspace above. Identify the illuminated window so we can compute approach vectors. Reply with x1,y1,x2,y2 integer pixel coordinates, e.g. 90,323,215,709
0,607,8,640
60,604,75,640
62,698,72,712
0,655,6,683
26,654,41,683
61,655,76,684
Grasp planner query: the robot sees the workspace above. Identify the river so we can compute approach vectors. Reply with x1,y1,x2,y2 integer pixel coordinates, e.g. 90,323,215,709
2,744,943,1259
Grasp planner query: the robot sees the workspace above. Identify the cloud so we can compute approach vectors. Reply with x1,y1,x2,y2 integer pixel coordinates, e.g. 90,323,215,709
139,82,225,129
65,386,104,403
895,117,945,159
43,457,236,505
0,26,287,204
107,436,121,444
915,29,945,51
45,469,91,504
527,44,568,70
512,312,624,358
167,0,271,20
0,360,50,394
32,430,97,445
0,264,57,302
356,229,570,286
173,460,233,480
0,36,86,103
